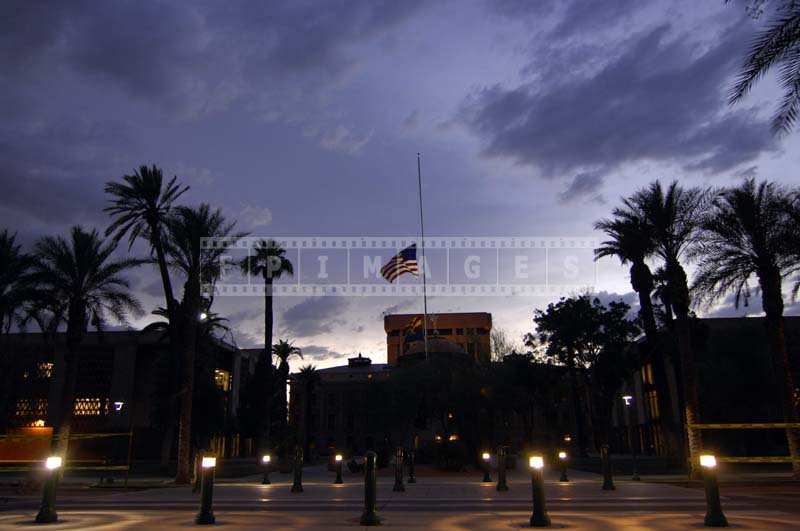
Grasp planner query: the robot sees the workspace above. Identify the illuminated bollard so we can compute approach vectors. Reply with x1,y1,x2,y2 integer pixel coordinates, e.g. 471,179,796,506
291,446,304,493
407,449,416,484
558,451,569,482
392,446,405,492
700,455,728,527
496,445,509,491
529,456,551,528
335,453,344,484
600,444,615,491
261,454,271,485
482,452,492,483
360,451,381,526
35,456,62,524
195,456,216,525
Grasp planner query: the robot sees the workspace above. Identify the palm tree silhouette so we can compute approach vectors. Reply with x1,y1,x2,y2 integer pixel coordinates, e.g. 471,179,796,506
30,227,143,456
272,340,303,432
729,1,800,134
104,165,188,471
626,180,708,476
692,179,800,477
296,364,319,459
240,239,294,358
164,204,243,483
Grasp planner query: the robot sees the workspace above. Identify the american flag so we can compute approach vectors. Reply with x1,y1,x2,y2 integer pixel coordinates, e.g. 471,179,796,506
380,244,419,282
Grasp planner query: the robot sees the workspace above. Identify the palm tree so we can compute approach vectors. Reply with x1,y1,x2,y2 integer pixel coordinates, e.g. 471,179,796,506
594,212,682,455
30,227,143,456
239,239,294,357
295,364,319,459
164,204,242,483
692,179,800,477
104,165,188,472
627,180,707,476
729,1,800,134
272,340,303,431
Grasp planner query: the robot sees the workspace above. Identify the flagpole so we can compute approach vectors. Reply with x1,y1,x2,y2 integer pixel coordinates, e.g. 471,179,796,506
417,153,429,362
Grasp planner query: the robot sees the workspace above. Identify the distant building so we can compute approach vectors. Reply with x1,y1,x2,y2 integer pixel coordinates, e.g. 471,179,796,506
609,316,800,460
384,312,492,365
0,330,256,463
288,353,391,456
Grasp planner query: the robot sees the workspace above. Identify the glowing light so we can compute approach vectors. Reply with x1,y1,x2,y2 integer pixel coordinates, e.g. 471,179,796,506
45,456,62,470
482,452,491,461
33,419,45,427
448,434,459,441
558,451,567,460
262,454,271,464
700,455,717,468
113,401,124,412
201,457,217,468
529,456,544,469
622,395,633,406
435,435,442,442
199,312,208,321
563,434,572,443
335,454,343,462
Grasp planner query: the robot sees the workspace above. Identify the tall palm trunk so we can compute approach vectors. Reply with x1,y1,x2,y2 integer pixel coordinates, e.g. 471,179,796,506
264,275,274,354
175,280,200,484
760,270,800,478
667,262,702,477
567,353,588,456
631,261,682,457
54,306,86,457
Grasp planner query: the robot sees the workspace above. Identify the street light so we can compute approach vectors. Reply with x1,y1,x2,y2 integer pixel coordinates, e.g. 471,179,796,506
622,394,640,481
334,453,344,484
558,451,569,482
35,456,62,523
195,456,216,525
261,454,271,485
528,455,550,527
700,454,728,527
481,451,492,482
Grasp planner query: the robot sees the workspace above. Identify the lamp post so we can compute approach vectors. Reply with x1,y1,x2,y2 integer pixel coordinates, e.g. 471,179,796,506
481,452,492,483
529,456,551,528
195,456,216,525
360,451,381,526
35,456,62,524
558,451,569,482
291,446,304,493
700,455,728,527
392,446,405,492
261,454,271,485
622,395,640,481
496,445,509,491
600,444,615,491
407,448,416,484
334,453,344,484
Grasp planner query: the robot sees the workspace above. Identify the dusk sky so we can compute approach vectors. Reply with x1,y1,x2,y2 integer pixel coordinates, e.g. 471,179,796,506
3,0,799,370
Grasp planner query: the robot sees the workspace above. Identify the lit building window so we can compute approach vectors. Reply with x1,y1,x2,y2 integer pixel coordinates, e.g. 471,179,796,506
37,362,54,379
73,398,110,416
15,398,48,426
214,369,231,392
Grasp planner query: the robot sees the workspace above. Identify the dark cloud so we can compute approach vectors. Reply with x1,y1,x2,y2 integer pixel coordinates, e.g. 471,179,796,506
282,297,349,338
459,20,779,197
558,171,606,204
298,344,346,362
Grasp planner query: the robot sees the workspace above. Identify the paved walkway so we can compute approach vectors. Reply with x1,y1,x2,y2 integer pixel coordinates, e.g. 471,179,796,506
1,466,798,529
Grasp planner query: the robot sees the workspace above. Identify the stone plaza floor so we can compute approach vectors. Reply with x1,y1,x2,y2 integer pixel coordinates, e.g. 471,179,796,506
1,466,799,529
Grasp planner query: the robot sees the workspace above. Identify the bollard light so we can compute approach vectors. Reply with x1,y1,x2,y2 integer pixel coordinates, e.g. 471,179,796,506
700,454,728,527
35,455,62,523
496,446,509,491
195,455,216,525
334,453,344,484
558,451,569,482
261,454,271,485
600,444,615,491
291,446,304,493
528,454,551,527
481,451,492,483
360,451,381,526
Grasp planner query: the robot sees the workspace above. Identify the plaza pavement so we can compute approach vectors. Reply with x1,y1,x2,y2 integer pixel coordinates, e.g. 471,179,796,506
1,465,799,529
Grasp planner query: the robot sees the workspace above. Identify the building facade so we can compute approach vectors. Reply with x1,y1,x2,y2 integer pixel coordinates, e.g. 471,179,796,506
384,312,492,365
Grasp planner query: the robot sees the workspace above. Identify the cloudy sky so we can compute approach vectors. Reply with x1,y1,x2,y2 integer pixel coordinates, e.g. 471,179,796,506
3,0,799,371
